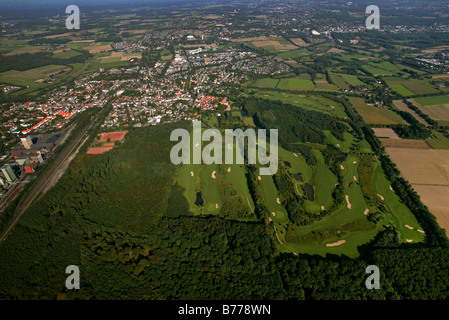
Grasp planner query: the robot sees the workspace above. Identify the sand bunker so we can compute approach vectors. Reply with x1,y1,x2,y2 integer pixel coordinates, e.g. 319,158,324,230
258,176,262,181
227,167,231,173
346,195,352,209
418,229,425,234
268,217,273,222
321,206,325,211
276,198,281,204
377,194,385,201
326,240,346,247
353,161,357,164
406,239,414,243
211,171,216,179
364,209,370,215
190,171,194,177
293,153,298,157
390,185,394,192
216,203,219,209
272,212,276,217
341,165,345,170
354,176,358,181
405,225,414,230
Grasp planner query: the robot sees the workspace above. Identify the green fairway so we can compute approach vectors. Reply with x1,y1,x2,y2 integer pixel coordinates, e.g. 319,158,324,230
372,164,425,243
323,130,355,153
314,151,337,211
176,130,256,219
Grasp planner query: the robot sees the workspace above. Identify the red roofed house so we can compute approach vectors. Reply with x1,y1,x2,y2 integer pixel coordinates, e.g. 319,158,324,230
24,162,38,174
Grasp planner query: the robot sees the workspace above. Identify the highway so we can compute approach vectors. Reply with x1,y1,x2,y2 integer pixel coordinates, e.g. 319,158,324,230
0,112,100,243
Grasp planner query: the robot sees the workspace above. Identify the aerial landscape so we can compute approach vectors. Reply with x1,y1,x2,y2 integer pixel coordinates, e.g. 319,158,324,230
0,0,448,303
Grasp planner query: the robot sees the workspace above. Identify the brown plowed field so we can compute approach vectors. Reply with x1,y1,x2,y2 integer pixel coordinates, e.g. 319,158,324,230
393,100,429,125
385,147,449,236
380,139,431,149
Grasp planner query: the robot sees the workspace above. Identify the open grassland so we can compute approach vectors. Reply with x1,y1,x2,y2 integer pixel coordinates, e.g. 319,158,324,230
349,97,407,125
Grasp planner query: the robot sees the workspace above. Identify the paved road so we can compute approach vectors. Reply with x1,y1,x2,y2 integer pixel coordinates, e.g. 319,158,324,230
0,113,99,243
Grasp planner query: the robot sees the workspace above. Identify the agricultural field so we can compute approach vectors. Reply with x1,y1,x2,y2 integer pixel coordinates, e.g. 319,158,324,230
385,147,449,236
372,128,401,139
426,131,449,150
349,97,407,125
252,78,279,89
410,97,449,125
363,61,400,75
415,95,449,106
276,78,315,90
329,73,365,90
385,78,440,97
393,100,428,125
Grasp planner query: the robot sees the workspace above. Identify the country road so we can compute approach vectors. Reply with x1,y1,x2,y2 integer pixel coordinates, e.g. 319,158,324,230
0,112,100,243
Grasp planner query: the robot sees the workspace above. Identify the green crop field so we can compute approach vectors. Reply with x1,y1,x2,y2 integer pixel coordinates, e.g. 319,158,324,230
329,73,349,90
340,74,364,86
276,78,315,90
389,84,416,97
349,97,407,125
403,81,440,95
252,78,279,89
416,95,449,106
426,130,449,149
